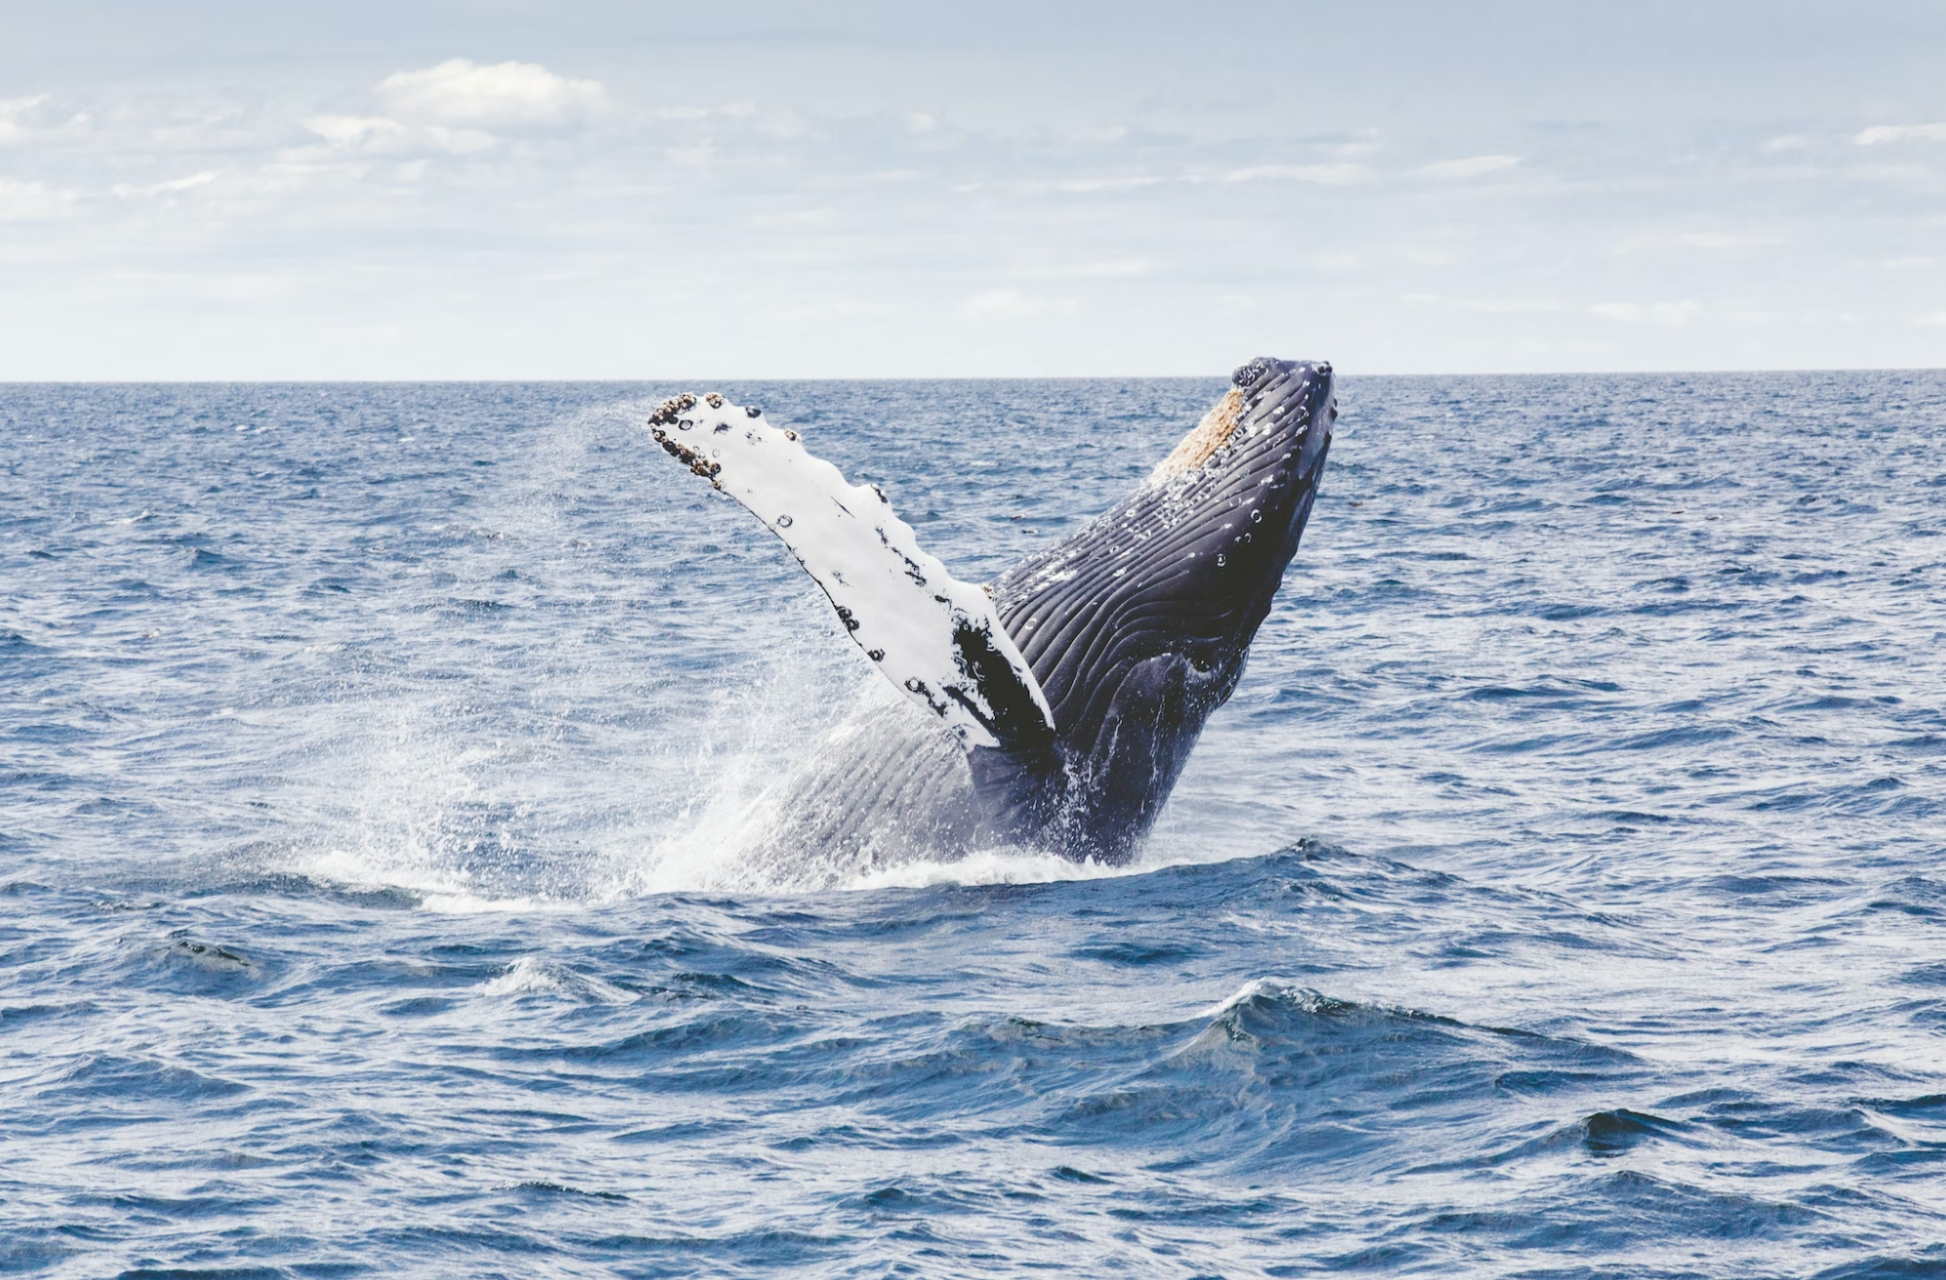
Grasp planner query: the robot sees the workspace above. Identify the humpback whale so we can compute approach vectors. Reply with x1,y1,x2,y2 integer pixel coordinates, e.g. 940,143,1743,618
650,357,1337,882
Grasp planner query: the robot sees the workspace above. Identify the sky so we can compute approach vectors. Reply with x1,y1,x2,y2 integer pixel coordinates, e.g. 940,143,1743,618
2,0,1943,378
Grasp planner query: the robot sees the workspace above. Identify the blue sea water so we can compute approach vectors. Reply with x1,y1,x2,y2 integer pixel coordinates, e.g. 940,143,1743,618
2,372,1943,1278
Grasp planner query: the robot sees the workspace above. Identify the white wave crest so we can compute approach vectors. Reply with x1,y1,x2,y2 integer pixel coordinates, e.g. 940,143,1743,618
480,956,636,1003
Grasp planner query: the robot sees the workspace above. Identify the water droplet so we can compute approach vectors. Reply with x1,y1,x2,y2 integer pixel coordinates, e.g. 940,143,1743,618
776,514,793,527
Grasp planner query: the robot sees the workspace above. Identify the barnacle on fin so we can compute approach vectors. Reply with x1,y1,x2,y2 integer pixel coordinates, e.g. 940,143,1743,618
650,425,720,481
648,392,699,427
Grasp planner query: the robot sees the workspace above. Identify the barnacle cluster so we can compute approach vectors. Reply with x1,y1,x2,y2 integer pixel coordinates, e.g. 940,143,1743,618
645,391,789,486
649,392,723,482
647,392,698,427
648,394,721,482
650,425,721,483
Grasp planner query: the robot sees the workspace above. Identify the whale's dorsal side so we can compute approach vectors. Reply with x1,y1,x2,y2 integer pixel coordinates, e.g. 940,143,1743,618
650,392,1056,758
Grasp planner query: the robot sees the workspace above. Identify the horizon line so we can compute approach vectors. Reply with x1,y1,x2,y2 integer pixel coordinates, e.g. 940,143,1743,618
3,365,1943,386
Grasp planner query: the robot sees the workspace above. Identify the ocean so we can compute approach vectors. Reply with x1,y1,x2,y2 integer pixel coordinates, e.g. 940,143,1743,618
2,372,1942,1277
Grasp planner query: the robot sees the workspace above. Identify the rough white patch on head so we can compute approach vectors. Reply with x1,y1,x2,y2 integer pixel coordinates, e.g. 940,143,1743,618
650,394,1053,751
1149,388,1247,484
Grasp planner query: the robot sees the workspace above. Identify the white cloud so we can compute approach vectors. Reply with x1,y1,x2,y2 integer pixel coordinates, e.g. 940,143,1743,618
647,103,756,123
1610,230,1787,255
302,113,495,154
963,289,1074,318
1720,306,1858,326
1676,231,1784,250
1220,162,1371,185
1013,258,1154,280
1852,163,1933,180
376,58,603,129
1053,175,1165,193
0,94,52,144
747,207,838,229
1404,292,1567,314
1591,300,1700,325
111,170,222,198
0,177,73,220
1064,258,1153,279
1854,123,1946,145
664,144,714,167
1419,154,1521,179
305,114,407,148
757,109,808,139
1760,134,1813,153
1916,312,1946,326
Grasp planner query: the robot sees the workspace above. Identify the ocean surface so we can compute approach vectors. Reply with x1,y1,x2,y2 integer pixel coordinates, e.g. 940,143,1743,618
2,372,1943,1278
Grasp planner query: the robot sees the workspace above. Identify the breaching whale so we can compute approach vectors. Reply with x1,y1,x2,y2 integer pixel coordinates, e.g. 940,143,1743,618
650,357,1336,882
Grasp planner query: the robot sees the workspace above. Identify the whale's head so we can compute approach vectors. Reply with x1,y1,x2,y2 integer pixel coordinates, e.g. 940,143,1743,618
989,357,1336,859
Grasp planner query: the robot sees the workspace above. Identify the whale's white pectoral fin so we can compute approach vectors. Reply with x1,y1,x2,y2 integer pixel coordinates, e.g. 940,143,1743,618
650,393,1056,753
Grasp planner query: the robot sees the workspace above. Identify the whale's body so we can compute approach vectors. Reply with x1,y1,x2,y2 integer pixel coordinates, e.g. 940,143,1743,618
651,358,1337,882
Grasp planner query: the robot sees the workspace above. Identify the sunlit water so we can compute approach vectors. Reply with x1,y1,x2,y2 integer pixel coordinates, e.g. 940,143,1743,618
2,374,1942,1277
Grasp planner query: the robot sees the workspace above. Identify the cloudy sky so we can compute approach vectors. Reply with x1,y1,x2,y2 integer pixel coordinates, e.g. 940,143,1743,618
3,0,1943,378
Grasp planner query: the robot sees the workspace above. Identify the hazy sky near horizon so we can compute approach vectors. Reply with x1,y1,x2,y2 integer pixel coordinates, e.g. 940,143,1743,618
3,0,1944,378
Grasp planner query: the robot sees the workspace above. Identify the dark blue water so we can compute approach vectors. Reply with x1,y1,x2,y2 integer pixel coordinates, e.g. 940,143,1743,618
3,374,1943,1277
